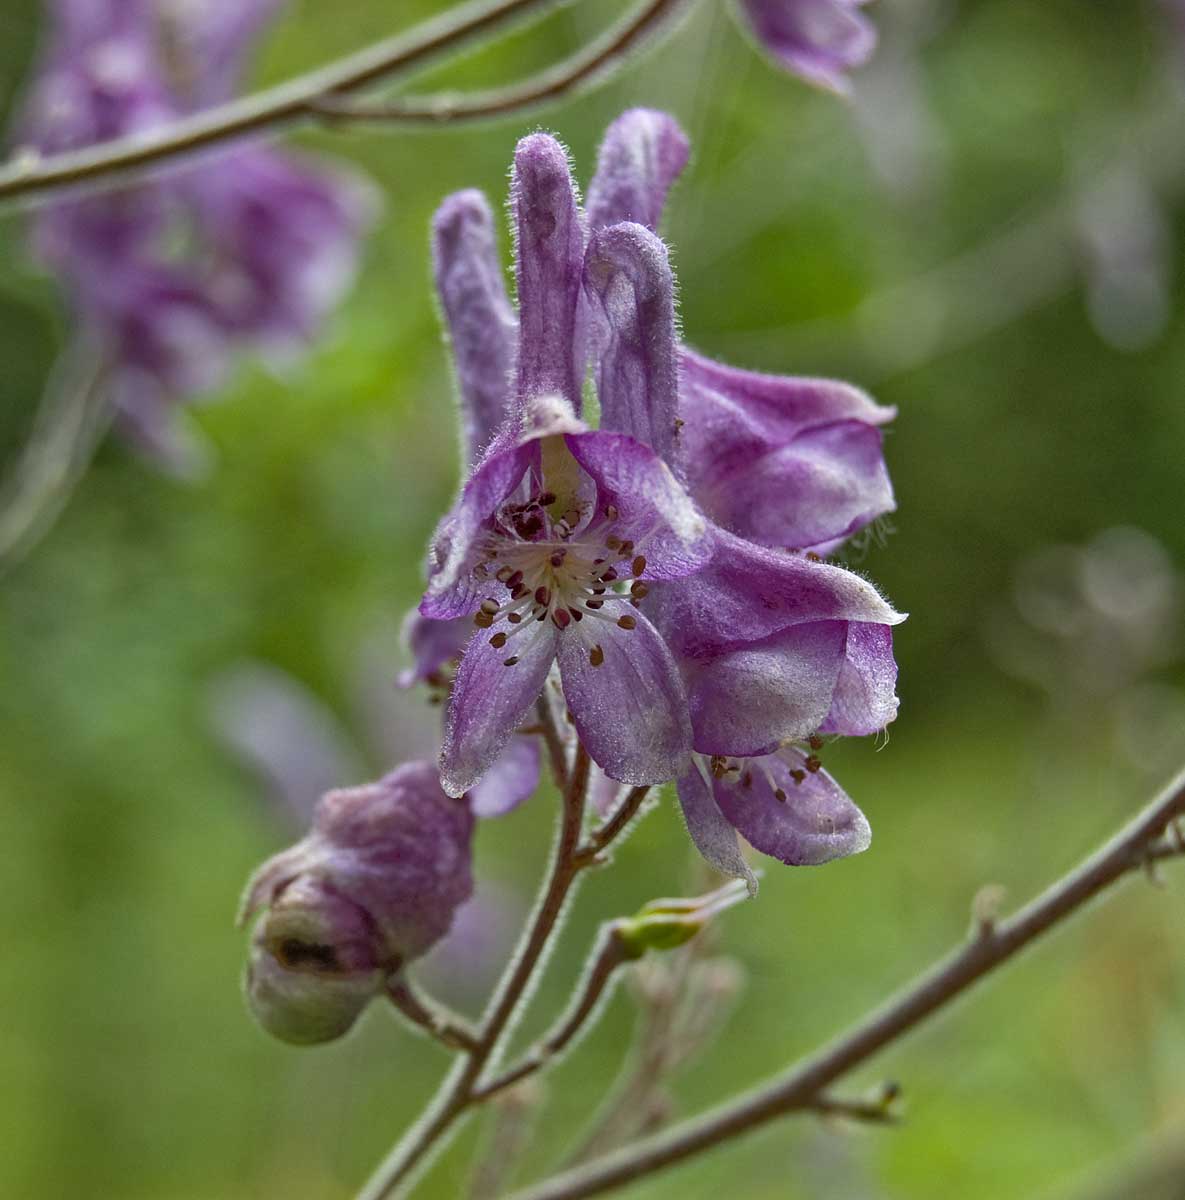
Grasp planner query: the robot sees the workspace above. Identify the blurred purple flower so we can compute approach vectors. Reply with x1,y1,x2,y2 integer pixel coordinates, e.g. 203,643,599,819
407,110,902,886
735,0,878,94
16,0,374,469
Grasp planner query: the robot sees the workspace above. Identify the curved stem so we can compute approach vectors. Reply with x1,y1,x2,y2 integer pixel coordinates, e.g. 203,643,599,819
356,703,591,1199
472,923,631,1103
507,766,1185,1200
0,343,111,574
314,0,692,125
578,786,651,864
0,0,568,205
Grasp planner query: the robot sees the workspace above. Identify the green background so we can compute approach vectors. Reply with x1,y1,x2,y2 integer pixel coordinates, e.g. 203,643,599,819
2,0,1185,1196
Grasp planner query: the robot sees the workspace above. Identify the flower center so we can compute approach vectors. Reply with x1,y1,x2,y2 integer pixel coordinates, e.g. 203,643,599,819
469,490,649,666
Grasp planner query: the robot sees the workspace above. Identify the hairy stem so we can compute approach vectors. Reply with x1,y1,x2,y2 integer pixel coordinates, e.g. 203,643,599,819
386,978,480,1053
0,0,569,204
472,923,631,1103
314,0,691,125
356,698,592,1199
508,766,1185,1200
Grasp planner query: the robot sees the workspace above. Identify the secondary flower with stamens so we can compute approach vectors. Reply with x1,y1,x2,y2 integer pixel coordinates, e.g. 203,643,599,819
579,109,904,886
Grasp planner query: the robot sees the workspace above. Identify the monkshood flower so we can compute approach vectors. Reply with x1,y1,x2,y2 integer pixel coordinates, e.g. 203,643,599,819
415,136,711,800
412,110,902,888
581,110,903,886
17,0,373,466
734,0,878,93
239,762,474,1044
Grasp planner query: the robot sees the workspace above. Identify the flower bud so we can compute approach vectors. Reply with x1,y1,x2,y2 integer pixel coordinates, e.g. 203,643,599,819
239,761,474,1045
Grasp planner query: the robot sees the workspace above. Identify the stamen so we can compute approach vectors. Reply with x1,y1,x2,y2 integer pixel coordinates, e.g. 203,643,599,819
538,491,557,506
790,769,806,785
808,735,824,750
604,504,619,520
480,598,501,616
552,609,571,630
589,645,604,667
474,611,493,629
805,755,822,773
631,555,646,576
616,615,637,630
503,656,519,667
630,582,648,599
490,632,508,649
774,788,787,802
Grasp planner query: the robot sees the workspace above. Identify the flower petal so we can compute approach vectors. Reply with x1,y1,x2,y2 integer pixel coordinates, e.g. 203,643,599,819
819,622,900,735
586,108,690,234
564,431,709,579
658,526,903,659
584,223,681,470
557,601,691,786
685,621,847,756
675,766,758,893
688,418,895,549
432,190,517,465
468,735,542,817
713,749,871,865
398,609,470,688
421,440,538,619
512,133,587,417
737,0,877,94
439,621,556,797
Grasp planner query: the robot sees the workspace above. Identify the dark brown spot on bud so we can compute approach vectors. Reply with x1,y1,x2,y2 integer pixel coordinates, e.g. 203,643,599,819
808,735,824,751
774,788,787,802
790,769,806,785
490,632,508,648
805,755,822,773
503,655,519,667
474,611,493,629
631,555,646,577
630,581,649,599
616,615,637,630
589,645,605,667
508,612,523,624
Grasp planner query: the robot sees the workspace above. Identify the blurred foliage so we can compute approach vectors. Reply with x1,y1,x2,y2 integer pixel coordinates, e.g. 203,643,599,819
2,0,1185,1197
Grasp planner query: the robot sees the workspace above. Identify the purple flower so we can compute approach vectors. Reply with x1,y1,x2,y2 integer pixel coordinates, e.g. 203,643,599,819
413,110,902,886
240,762,474,1043
16,0,373,465
735,0,878,94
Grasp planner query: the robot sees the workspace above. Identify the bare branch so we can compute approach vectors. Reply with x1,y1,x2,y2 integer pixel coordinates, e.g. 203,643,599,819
0,0,568,205
314,0,691,126
507,766,1185,1200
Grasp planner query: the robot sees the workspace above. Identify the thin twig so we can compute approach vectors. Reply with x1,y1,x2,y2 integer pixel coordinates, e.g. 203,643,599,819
577,786,652,865
314,0,691,125
0,0,569,205
0,341,112,574
507,766,1185,1200
386,978,480,1053
472,923,631,1103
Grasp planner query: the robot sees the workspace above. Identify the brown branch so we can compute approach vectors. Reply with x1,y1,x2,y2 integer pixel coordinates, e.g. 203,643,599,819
356,705,592,1200
472,923,632,1104
0,0,569,204
576,786,652,866
313,0,690,125
386,977,479,1053
507,766,1185,1200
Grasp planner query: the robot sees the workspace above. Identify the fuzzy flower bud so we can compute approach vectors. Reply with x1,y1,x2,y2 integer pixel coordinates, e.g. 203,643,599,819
239,761,474,1045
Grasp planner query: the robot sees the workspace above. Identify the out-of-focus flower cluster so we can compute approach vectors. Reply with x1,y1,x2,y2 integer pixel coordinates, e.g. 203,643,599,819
987,527,1185,778
16,0,375,470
